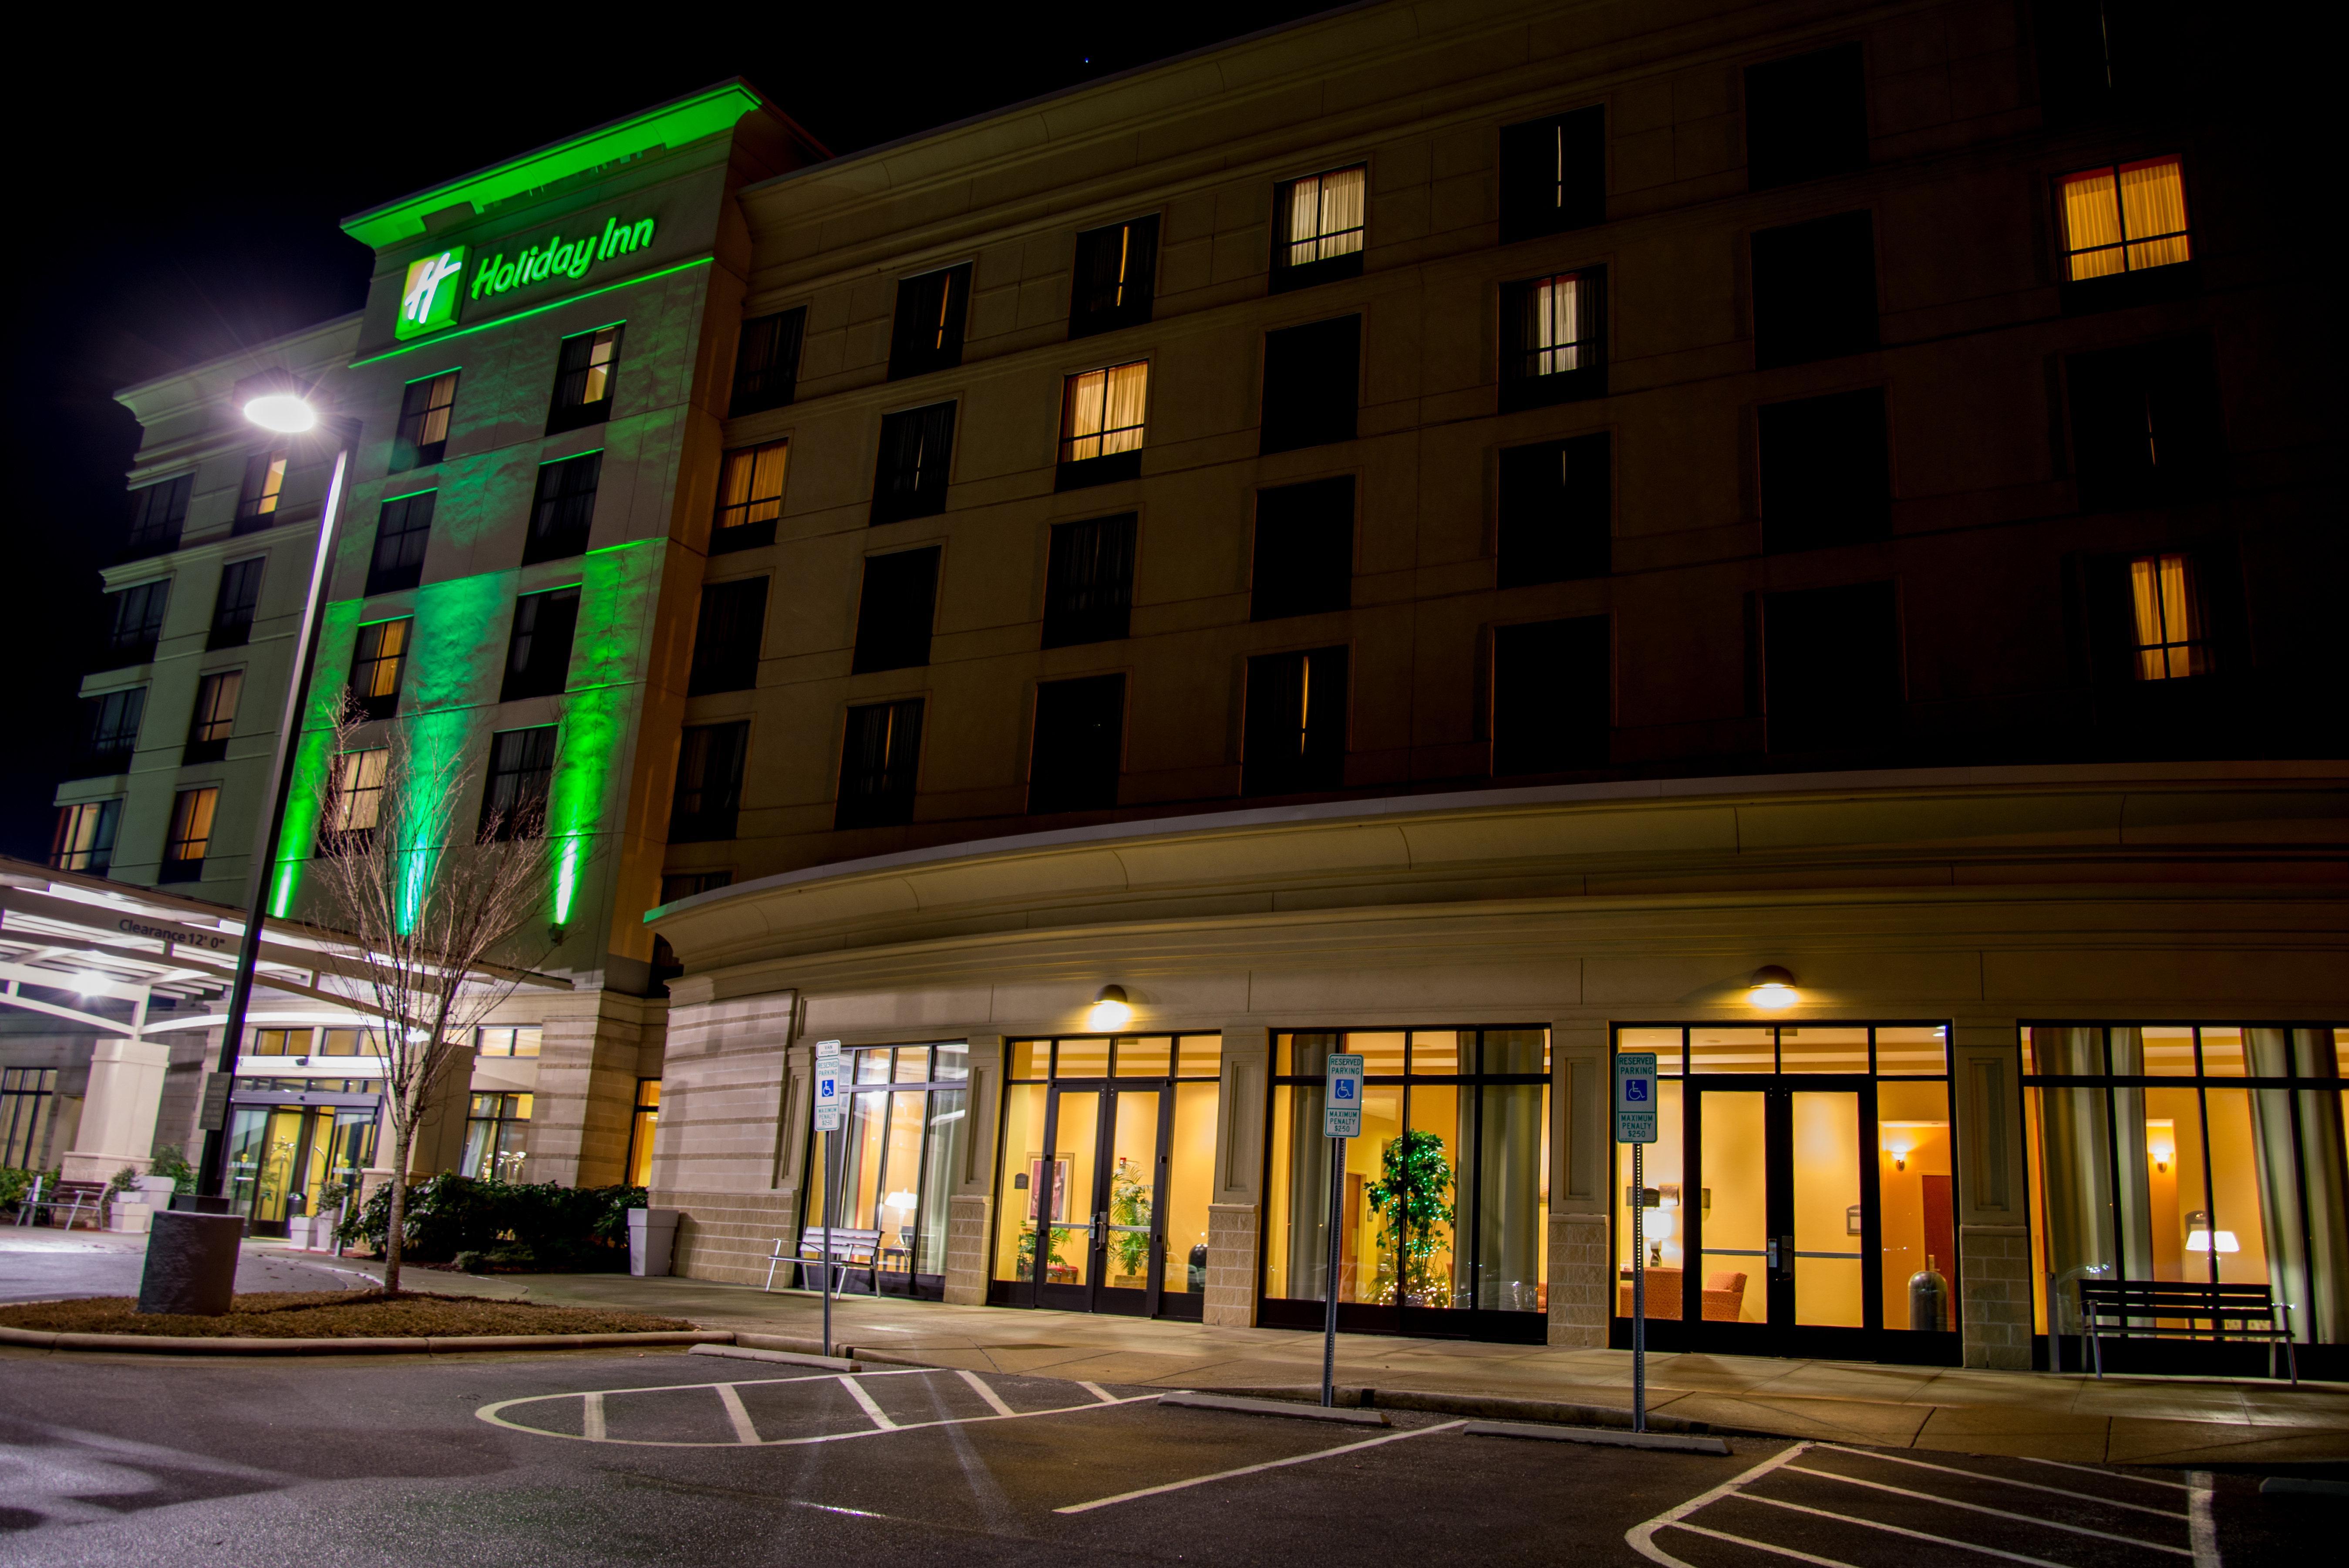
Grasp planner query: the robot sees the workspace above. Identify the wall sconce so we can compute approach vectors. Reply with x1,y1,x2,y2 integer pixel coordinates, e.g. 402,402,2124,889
1089,984,1132,1031
2151,1144,2174,1174
1747,966,1798,1010
1888,1143,1911,1172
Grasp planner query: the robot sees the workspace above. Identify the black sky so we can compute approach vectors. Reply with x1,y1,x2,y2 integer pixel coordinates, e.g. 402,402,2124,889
0,6,1338,862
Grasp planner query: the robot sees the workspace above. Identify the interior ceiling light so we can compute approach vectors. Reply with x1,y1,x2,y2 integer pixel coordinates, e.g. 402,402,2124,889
1088,984,1132,1031
1747,966,1798,1009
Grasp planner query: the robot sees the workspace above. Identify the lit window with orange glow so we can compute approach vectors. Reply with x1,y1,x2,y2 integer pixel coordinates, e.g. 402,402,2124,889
2129,553,2211,680
1059,361,1149,464
2061,156,2191,282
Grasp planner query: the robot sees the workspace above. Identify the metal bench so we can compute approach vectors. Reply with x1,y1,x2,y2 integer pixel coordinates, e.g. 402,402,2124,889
12,1177,108,1231
2079,1278,2298,1383
764,1227,882,1293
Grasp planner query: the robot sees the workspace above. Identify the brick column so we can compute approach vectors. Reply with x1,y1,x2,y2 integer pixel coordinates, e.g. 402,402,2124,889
942,1035,1003,1305
1961,1223,2033,1369
1204,1022,1267,1326
1548,1022,1610,1347
1952,1017,2031,1369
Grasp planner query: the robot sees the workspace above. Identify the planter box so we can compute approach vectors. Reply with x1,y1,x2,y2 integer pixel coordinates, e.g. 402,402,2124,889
628,1207,680,1278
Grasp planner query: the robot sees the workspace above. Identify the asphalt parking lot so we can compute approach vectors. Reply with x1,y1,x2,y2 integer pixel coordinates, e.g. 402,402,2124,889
0,1349,2330,1565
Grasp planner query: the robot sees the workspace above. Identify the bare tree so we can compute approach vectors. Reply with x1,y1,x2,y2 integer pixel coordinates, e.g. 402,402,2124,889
303,697,559,1293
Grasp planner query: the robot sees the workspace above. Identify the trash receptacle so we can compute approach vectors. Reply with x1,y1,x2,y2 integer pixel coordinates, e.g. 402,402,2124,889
628,1207,681,1278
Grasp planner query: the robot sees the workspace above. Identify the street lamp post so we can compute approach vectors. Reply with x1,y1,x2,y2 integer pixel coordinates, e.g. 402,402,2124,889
186,390,356,1206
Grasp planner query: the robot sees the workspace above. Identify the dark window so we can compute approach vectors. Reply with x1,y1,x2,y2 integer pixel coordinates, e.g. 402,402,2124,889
1745,42,1868,190
367,492,435,596
670,722,750,842
233,450,289,534
730,308,805,415
1758,388,1891,553
159,786,218,883
836,699,924,829
1764,580,1903,752
1042,513,1137,648
1241,645,1348,796
852,548,941,674
871,403,956,524
2066,337,2225,510
547,326,622,434
1500,267,1606,409
479,727,556,840
1070,216,1160,337
524,452,602,564
208,557,265,650
1499,105,1606,243
1498,433,1611,587
887,264,972,380
50,799,121,876
1056,362,1148,489
1028,674,1125,814
2034,0,2187,124
184,670,240,764
1271,165,1367,293
688,577,769,695
99,581,169,669
1493,616,1611,775
74,687,145,776
712,440,788,554
1752,211,1877,368
1251,477,1353,621
392,372,458,471
348,619,410,723
1261,316,1360,454
652,870,733,981
123,475,191,560
500,587,581,701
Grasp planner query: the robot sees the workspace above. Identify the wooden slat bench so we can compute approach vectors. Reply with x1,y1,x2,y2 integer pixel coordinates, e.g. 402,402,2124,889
12,1178,108,1231
2079,1278,2298,1383
765,1227,882,1293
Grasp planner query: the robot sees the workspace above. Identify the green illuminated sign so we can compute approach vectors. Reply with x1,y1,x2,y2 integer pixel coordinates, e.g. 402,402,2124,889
397,247,466,340
469,215,657,308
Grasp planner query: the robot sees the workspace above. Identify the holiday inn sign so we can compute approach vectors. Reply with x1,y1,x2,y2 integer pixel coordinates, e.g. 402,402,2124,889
394,213,661,340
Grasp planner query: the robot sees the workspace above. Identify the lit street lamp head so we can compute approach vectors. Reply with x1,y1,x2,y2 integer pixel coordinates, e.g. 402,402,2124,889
243,391,318,432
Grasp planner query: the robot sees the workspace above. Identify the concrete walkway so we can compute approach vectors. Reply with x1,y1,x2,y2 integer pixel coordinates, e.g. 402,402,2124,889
13,1231,2347,1466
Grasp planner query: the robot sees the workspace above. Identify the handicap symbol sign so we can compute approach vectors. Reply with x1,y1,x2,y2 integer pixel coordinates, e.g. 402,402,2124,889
1331,1078,1357,1102
1624,1079,1649,1103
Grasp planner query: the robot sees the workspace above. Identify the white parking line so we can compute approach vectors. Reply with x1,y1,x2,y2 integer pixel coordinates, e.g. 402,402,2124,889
2020,1455,2194,1492
1077,1381,1116,1403
582,1392,606,1442
714,1384,762,1445
1735,1488,2073,1568
2187,1472,2219,1568
838,1375,896,1431
1055,1420,1467,1514
1815,1444,2190,1519
959,1370,1017,1417
1629,1443,1816,1568
1786,1462,2192,1555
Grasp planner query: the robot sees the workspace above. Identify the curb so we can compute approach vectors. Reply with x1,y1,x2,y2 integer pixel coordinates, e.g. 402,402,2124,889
1187,1383,1721,1436
1159,1390,1389,1426
690,1343,863,1372
1465,1418,1733,1454
0,1323,734,1356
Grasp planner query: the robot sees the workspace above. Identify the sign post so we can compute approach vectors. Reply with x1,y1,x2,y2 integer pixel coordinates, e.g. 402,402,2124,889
1321,1052,1365,1408
812,1041,845,1359
1614,1051,1659,1433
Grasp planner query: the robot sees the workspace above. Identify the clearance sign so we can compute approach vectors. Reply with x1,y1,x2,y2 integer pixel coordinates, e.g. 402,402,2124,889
393,213,660,341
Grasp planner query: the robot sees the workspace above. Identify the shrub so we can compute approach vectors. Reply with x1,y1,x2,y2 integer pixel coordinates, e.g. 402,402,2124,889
336,1175,648,1271
148,1146,196,1193
0,1168,35,1214
454,1250,491,1275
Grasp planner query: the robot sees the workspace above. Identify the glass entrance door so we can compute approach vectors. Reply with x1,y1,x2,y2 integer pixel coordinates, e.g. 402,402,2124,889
1035,1085,1166,1316
1690,1083,1873,1352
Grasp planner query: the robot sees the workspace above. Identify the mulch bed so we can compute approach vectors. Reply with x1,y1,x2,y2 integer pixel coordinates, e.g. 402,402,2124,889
0,1291,694,1339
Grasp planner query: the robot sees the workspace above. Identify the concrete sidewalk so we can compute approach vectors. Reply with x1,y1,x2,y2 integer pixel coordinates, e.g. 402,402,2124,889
282,1241,2349,1469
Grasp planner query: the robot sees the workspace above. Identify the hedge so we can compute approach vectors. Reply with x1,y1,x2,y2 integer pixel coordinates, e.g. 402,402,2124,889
336,1173,646,1271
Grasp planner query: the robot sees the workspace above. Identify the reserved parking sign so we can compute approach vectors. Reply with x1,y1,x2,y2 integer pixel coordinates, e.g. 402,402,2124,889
1324,1052,1365,1139
1614,1052,1658,1143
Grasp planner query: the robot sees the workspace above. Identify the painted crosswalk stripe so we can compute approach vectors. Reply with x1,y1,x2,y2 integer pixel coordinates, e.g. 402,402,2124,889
714,1384,761,1446
959,1370,1017,1417
839,1375,897,1430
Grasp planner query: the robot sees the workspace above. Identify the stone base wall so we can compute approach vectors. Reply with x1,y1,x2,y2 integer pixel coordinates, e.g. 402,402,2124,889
1204,1202,1258,1326
1961,1222,2032,1369
945,1193,992,1305
661,1187,799,1287
1547,1211,1609,1347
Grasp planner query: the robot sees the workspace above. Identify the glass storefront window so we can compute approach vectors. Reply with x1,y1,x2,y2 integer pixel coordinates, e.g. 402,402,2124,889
1689,1028,1774,1073
462,1093,532,1181
1264,1027,1550,1337
1779,1028,1869,1074
1877,1079,1955,1330
805,1041,968,1299
1875,1026,1947,1076
626,1079,660,1187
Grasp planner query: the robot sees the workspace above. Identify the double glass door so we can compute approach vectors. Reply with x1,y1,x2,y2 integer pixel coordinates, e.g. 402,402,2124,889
1026,1083,1169,1315
226,1104,376,1236
1688,1083,1871,1351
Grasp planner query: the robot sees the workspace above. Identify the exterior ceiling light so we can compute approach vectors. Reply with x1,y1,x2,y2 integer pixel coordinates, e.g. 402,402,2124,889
1089,984,1132,1032
243,392,318,433
1747,966,1798,1010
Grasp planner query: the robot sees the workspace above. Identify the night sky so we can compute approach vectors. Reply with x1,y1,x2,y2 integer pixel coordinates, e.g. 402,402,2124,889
0,7,1334,863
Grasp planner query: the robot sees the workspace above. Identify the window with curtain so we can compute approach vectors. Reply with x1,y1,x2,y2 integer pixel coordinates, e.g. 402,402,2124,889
836,699,924,829
1499,105,1605,243
478,727,556,840
1758,388,1892,554
50,800,121,875
161,786,218,881
1042,514,1136,648
1250,477,1354,621
1241,645,1348,796
185,670,240,763
1070,216,1161,337
476,1027,543,1059
731,307,805,415
367,492,435,596
1500,270,1606,408
1273,165,1367,289
851,548,940,674
524,453,602,564
323,748,388,851
500,586,581,701
871,403,957,523
627,1079,661,1187
887,265,973,380
234,450,288,532
348,618,410,722
1058,362,1149,487
393,371,458,471
1260,317,1361,453
2061,157,2191,281
462,1092,533,1181
2022,1025,2349,1356
712,440,788,553
670,721,750,842
803,1043,969,1299
2128,553,2211,681
208,558,265,650
547,326,623,433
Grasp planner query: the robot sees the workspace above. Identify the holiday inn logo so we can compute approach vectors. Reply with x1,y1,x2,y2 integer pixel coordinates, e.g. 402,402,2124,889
397,247,466,340
467,215,659,307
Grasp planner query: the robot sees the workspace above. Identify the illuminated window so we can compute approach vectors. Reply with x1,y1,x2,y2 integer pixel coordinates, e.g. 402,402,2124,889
547,327,623,434
837,699,924,830
461,1092,532,1181
348,619,409,722
49,799,121,875
712,440,788,553
367,492,435,597
392,372,458,471
475,1027,543,1059
208,558,265,651
523,453,600,565
1242,646,1348,796
1500,270,1606,408
888,265,972,380
479,727,556,840
326,748,388,841
625,1079,661,1187
1,1068,60,1170
871,403,955,524
161,786,218,882
1070,216,1160,337
75,687,145,776
185,671,240,764
1499,106,1605,242
1273,165,1366,288
2128,553,2211,681
2061,157,2190,282
318,1028,382,1057
123,475,191,559
250,1029,311,1058
234,450,288,531
1058,362,1148,481
731,308,805,416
